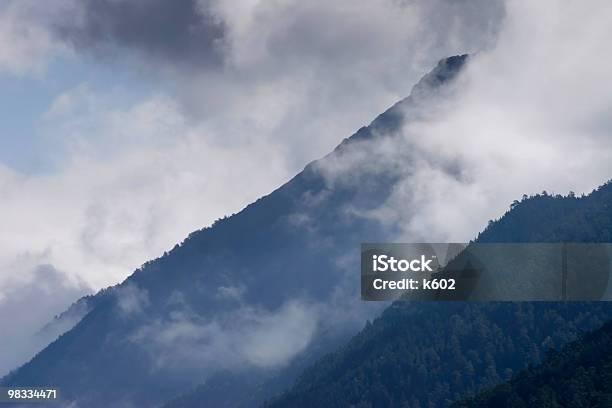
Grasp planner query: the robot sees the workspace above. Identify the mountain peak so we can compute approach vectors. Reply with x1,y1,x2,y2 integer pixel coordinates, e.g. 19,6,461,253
2,54,472,408
334,54,469,150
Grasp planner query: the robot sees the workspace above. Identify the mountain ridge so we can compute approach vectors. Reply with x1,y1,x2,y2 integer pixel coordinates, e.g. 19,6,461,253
2,55,470,408
264,182,612,408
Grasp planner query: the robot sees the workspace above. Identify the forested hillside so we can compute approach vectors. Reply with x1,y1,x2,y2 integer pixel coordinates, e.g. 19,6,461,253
265,182,612,408
477,182,612,243
454,320,612,407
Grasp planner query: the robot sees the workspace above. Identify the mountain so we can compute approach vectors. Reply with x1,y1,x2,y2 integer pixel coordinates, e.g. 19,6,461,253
1,55,469,407
264,183,612,408
454,318,612,407
265,303,612,408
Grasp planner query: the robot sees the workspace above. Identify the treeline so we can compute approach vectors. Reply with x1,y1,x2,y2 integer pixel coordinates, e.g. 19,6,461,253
476,181,612,243
454,320,612,407
264,302,612,408
264,181,612,407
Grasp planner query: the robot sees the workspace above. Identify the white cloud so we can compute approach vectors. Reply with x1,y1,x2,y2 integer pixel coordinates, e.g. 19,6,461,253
172,0,504,169
0,0,505,298
215,285,246,302
0,87,291,291
240,301,318,368
0,264,89,376
130,299,319,373
0,1,72,75
398,0,612,241
115,282,150,317
317,0,612,243
0,88,291,374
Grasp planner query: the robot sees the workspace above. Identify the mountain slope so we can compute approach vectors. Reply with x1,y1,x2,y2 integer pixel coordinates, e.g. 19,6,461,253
2,56,469,408
264,183,612,408
454,319,612,407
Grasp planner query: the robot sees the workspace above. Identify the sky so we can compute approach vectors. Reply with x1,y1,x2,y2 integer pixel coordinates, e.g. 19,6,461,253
2,0,612,376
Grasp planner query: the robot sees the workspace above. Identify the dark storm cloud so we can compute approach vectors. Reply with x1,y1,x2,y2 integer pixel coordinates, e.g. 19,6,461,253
53,0,225,68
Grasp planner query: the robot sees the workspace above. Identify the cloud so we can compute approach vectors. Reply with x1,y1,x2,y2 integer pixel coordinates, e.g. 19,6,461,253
215,285,246,302
314,0,612,244
0,87,291,291
167,0,506,165
129,299,319,373
0,0,507,293
39,0,504,76
0,264,90,377
52,0,225,70
115,282,150,317
10,0,506,169
0,86,293,379
122,251,384,377
394,0,612,241
240,301,319,368
0,1,68,75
